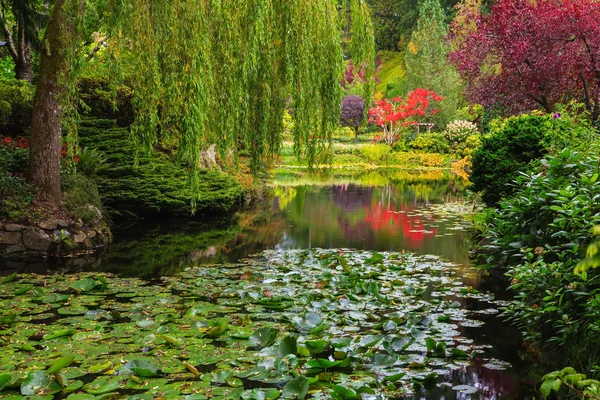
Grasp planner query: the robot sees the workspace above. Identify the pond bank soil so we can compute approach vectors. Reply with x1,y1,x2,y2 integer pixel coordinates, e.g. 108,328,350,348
0,212,110,270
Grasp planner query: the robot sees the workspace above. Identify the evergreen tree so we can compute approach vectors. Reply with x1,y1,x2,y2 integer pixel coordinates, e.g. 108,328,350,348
401,0,463,128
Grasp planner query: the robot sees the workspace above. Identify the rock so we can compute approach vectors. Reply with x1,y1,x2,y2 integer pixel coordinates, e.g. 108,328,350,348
52,230,71,240
4,224,26,232
0,231,22,245
86,206,103,222
6,244,26,254
22,228,52,252
39,220,58,230
87,230,97,239
73,231,87,243
57,220,70,228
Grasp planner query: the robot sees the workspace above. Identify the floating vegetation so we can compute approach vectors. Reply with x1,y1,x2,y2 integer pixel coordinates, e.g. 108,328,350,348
0,249,509,399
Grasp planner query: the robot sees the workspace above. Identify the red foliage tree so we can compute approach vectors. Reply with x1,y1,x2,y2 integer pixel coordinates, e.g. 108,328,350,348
449,0,600,121
368,88,443,144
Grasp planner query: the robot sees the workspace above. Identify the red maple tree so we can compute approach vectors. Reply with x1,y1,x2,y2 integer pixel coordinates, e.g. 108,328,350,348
368,88,443,144
448,0,600,121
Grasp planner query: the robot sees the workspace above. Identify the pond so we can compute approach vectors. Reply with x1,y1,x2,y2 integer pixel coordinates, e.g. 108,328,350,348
0,169,538,399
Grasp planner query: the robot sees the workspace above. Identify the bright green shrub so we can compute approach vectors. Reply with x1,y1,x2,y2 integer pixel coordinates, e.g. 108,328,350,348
0,78,34,136
408,133,450,154
360,143,391,162
78,77,134,126
470,113,594,206
451,134,482,159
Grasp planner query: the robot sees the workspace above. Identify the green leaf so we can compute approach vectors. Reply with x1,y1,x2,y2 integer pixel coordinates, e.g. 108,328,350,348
1,272,17,283
48,356,75,374
248,327,279,348
365,253,384,265
70,278,97,292
279,336,298,356
0,373,11,391
21,371,52,396
120,359,160,377
0,313,17,325
540,378,561,399
282,376,309,399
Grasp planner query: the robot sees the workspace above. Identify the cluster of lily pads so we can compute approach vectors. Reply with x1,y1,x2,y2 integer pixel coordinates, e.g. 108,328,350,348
0,249,509,399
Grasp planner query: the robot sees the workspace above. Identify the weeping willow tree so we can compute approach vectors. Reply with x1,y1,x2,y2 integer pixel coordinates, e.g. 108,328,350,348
27,0,374,210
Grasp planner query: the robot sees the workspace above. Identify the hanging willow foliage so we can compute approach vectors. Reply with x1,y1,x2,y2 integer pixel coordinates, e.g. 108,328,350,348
60,0,374,201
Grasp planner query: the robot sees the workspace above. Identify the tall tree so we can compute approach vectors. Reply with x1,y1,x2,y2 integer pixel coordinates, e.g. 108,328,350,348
27,0,375,209
0,0,43,81
449,0,600,121
401,0,463,127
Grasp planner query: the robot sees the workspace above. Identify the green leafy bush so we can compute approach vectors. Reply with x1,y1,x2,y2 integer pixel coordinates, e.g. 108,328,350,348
0,78,34,136
61,172,106,224
76,147,107,177
451,134,482,159
470,113,594,206
480,149,600,270
540,366,600,399
478,150,600,369
407,133,450,154
78,77,134,126
360,143,391,162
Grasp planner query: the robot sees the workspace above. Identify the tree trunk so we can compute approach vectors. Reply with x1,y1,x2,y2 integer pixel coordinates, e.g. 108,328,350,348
27,0,67,209
14,44,32,82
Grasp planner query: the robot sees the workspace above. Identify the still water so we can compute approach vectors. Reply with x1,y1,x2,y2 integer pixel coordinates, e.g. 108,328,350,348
96,169,537,399
3,168,539,399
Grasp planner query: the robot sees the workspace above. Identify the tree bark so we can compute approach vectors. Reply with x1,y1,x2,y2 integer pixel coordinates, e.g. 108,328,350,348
27,0,67,209
0,9,33,82
14,43,32,82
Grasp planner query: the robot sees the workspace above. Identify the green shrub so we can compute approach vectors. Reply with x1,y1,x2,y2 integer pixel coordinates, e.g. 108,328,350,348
480,149,600,270
0,78,34,136
78,119,243,218
470,113,594,206
408,133,450,154
61,172,106,224
0,172,36,221
0,145,28,174
76,147,107,176
482,150,600,370
78,77,134,126
360,143,391,162
451,134,482,159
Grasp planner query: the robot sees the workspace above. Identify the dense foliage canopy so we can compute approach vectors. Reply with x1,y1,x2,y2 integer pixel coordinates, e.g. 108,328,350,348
449,0,600,121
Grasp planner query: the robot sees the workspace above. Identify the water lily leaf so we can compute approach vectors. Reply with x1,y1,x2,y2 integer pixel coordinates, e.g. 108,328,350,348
450,348,468,358
282,376,309,399
120,359,160,377
279,336,297,356
48,356,75,374
248,327,278,349
70,278,97,292
61,380,84,394
66,395,97,400
84,376,122,394
0,373,11,391
452,384,477,394
332,385,359,400
242,389,281,400
0,313,16,325
1,272,17,283
44,329,76,340
365,253,384,265
21,371,52,396
372,353,397,367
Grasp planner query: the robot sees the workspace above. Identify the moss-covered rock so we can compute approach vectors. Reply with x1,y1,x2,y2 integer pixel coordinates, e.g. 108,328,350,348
78,119,243,218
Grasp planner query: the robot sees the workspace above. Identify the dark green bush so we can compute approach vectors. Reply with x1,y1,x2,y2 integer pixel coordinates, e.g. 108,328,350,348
0,78,34,136
480,149,600,270
477,150,600,369
78,119,243,218
0,145,28,174
470,113,594,206
61,172,106,224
